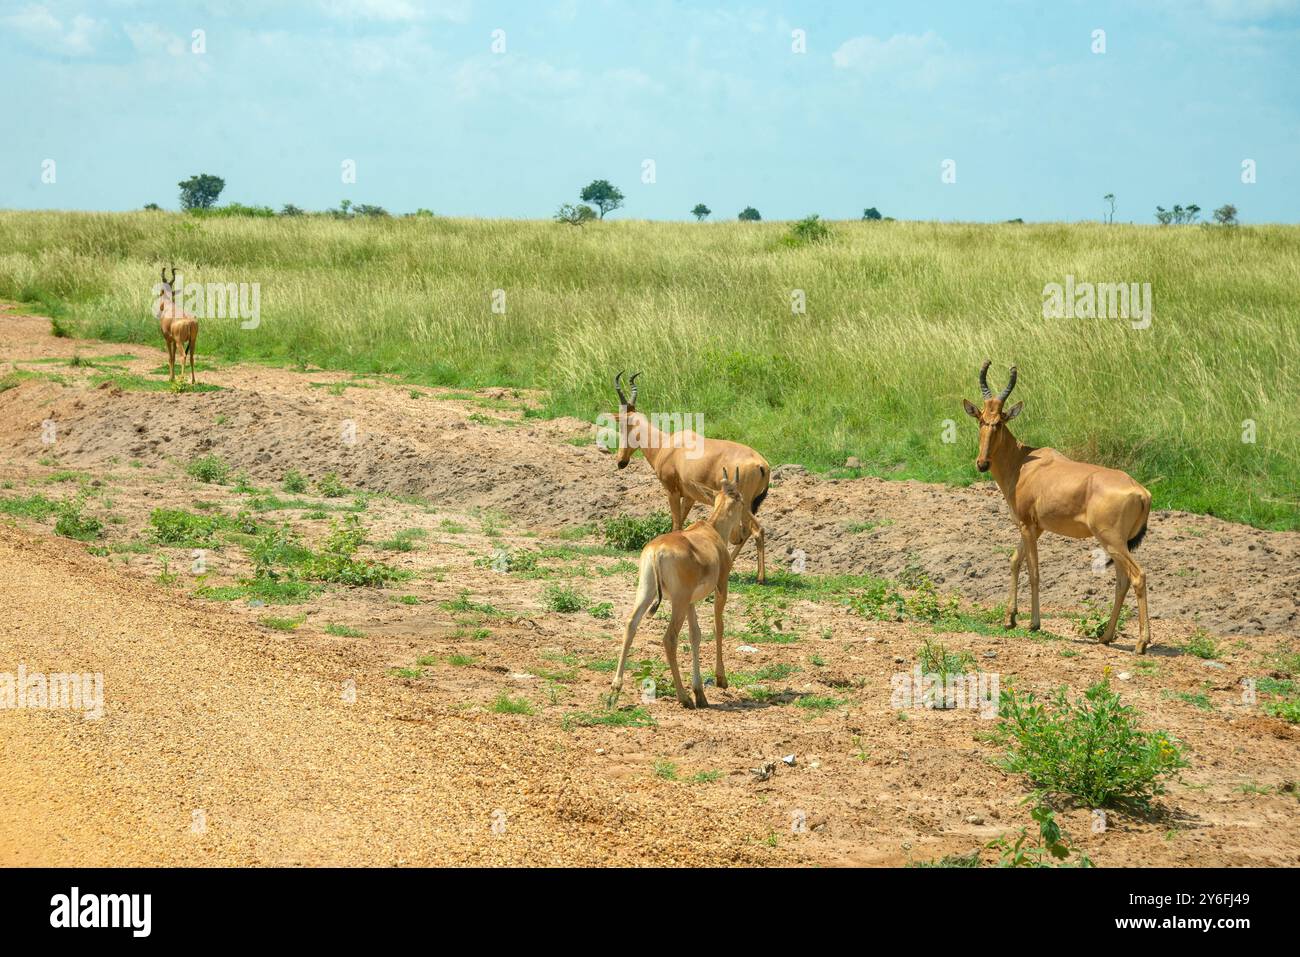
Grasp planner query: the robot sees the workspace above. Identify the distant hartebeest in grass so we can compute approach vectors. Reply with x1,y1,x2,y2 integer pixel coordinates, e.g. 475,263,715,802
156,266,198,385
605,371,769,582
609,468,750,709
963,361,1153,653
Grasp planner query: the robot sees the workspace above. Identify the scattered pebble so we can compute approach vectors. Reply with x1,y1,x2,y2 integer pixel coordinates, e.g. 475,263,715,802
737,645,759,654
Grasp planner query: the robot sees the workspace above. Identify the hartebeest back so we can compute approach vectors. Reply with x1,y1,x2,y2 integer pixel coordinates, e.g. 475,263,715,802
606,371,770,582
157,266,199,385
610,468,750,709
963,361,1153,653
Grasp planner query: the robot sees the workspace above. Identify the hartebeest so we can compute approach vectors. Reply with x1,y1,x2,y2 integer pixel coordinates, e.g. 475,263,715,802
963,361,1153,653
157,266,198,385
606,371,770,582
609,468,750,709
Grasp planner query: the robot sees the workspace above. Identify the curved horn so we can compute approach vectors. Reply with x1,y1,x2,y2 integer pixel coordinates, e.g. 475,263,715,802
722,467,730,483
978,360,993,400
998,365,1018,402
613,371,628,407
628,371,640,407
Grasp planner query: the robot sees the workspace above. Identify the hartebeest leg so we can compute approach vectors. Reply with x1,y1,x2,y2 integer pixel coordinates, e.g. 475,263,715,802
668,493,684,531
713,585,729,689
686,606,708,707
662,606,693,708
188,342,196,385
1099,564,1130,645
1005,543,1024,628
1129,558,1151,654
609,574,659,706
167,340,176,382
1024,530,1043,630
1096,525,1151,654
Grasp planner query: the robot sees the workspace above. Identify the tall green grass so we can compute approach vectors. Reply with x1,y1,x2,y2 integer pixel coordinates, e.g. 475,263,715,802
1,211,1296,528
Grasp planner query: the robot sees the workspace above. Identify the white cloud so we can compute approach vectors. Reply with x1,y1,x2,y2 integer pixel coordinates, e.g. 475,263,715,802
831,31,948,79
124,22,188,58
2,4,105,56
319,0,470,22
1200,0,1299,18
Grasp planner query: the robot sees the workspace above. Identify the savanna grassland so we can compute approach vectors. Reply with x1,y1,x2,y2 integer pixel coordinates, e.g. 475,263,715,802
1,210,1296,529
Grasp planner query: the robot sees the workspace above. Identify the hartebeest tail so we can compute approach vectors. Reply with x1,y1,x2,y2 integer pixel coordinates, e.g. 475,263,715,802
157,266,199,385
963,361,1154,654
606,371,770,582
609,469,749,709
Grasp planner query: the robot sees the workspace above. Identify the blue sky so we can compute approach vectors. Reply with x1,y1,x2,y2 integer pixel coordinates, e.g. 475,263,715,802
2,0,1298,221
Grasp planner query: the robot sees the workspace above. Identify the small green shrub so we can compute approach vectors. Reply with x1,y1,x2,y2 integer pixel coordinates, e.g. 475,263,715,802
990,677,1188,809
315,471,348,498
602,513,673,551
1182,630,1221,660
282,469,308,493
148,508,222,548
1074,600,1128,639
187,454,230,484
491,693,533,715
782,213,833,247
54,498,102,541
544,584,587,613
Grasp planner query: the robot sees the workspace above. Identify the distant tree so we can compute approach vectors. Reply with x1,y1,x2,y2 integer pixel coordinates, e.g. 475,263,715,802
555,203,597,227
579,180,624,219
352,204,390,217
738,206,761,222
178,173,225,210
1103,193,1116,224
691,203,711,221
409,208,435,218
1157,203,1201,225
143,203,162,211
1213,203,1239,226
862,207,882,221
1005,218,1024,224
279,203,305,216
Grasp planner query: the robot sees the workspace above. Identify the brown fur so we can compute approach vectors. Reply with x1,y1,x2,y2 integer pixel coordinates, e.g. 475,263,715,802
609,401,770,583
157,267,198,385
964,364,1153,653
608,470,749,709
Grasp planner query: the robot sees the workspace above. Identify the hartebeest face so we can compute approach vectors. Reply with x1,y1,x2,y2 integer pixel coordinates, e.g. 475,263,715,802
610,370,642,469
963,361,1022,472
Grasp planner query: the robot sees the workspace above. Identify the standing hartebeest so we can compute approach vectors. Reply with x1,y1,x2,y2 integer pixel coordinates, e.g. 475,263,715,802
606,371,769,582
157,266,198,385
610,468,749,709
963,361,1153,653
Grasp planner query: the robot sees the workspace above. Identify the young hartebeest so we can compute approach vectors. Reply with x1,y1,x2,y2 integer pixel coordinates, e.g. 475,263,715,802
963,361,1153,653
157,266,198,385
606,371,770,582
609,468,750,709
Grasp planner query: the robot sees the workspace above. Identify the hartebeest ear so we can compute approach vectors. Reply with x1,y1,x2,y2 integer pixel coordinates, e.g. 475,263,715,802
962,399,980,419
1003,401,1024,421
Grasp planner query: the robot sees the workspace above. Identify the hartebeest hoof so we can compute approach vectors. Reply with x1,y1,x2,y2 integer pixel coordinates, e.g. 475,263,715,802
693,691,709,708
1134,637,1150,655
1003,613,1017,629
715,676,728,690
677,695,697,709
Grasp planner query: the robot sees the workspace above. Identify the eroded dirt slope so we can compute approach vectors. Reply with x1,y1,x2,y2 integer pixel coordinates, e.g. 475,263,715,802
1,309,1295,637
